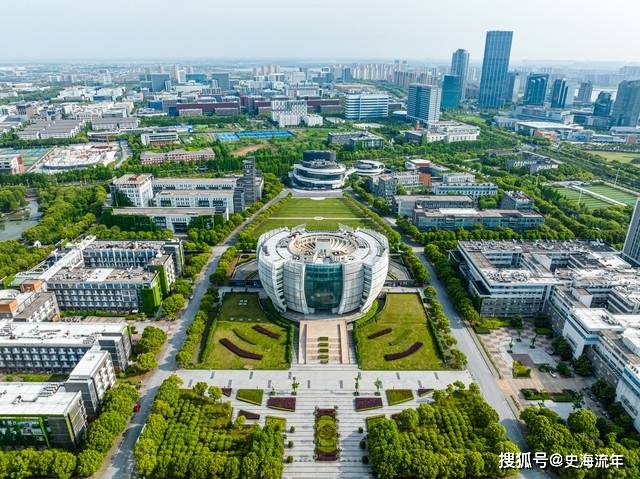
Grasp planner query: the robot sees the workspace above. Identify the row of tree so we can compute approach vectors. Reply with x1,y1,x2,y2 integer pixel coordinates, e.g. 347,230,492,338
0,185,27,213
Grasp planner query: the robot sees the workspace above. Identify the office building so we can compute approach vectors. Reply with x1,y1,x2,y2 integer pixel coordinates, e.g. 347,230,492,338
441,75,462,110
503,72,520,104
0,283,59,323
139,73,171,92
404,121,480,144
623,199,640,265
327,131,385,149
500,190,534,210
17,119,85,141
450,49,470,101
353,159,384,177
0,154,25,175
523,74,549,106
430,181,498,200
111,173,154,207
611,80,640,127
577,81,594,104
344,93,389,119
395,195,473,217
371,172,425,202
290,151,346,190
257,228,388,317
153,189,235,213
0,382,86,449
594,91,614,117
414,208,543,231
407,84,441,122
551,79,569,109
65,349,116,417
211,72,230,90
140,131,179,146
112,207,228,232
140,148,215,165
505,151,559,174
0,320,131,372
478,31,513,109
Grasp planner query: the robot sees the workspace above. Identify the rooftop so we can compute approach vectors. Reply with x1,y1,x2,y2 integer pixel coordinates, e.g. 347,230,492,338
0,382,81,417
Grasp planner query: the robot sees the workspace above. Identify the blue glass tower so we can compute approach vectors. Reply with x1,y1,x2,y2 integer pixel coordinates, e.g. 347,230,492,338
478,31,513,109
441,75,461,110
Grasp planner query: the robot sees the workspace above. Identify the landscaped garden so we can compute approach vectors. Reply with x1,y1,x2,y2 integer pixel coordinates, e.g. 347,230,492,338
314,408,339,461
354,397,383,412
354,293,445,370
385,389,414,406
367,383,520,478
198,293,291,369
236,388,264,406
134,376,284,479
267,396,296,412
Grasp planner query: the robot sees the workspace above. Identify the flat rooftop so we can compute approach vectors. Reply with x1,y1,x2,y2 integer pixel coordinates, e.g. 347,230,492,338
50,267,155,284
69,349,109,379
0,319,126,346
0,382,80,417
112,173,153,185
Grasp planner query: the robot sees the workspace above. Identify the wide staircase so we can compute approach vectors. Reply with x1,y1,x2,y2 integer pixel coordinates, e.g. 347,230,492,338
299,320,350,364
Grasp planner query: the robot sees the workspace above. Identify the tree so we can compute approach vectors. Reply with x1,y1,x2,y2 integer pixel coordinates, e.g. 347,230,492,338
136,352,158,373
567,409,598,436
134,437,158,476
208,385,222,403
75,449,103,477
398,408,419,430
235,415,246,427
556,361,572,377
137,326,167,354
161,294,186,319
552,336,573,361
574,354,594,377
291,376,299,395
374,378,382,396
193,381,207,397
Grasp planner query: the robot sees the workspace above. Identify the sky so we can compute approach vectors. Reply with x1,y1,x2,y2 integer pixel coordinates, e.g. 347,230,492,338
1,0,639,64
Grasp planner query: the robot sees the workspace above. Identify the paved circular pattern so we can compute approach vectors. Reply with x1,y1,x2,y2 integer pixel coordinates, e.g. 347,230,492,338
314,216,324,221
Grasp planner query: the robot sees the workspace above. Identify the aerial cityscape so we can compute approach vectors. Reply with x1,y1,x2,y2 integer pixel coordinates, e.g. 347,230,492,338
1,1,640,478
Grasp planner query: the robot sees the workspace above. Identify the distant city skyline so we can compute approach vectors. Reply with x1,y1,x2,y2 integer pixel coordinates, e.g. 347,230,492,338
1,0,639,63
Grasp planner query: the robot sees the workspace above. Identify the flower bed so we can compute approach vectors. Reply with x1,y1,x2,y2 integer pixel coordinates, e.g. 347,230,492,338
221,388,232,397
238,409,260,420
219,338,263,360
315,408,339,461
317,452,339,461
386,389,414,406
267,396,296,412
417,388,434,397
233,328,257,345
236,388,264,406
316,408,337,418
368,328,392,340
355,397,383,412
252,324,281,339
384,342,423,361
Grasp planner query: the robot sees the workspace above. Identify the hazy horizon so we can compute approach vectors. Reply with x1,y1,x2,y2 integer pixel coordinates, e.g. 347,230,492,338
2,0,639,64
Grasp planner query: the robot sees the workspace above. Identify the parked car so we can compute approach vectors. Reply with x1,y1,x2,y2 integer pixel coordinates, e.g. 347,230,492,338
133,402,141,413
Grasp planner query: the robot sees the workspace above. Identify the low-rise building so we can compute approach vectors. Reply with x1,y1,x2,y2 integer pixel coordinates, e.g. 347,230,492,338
353,159,384,177
90,117,139,131
140,130,179,146
404,121,480,143
500,190,534,210
140,148,215,165
0,154,25,175
430,181,498,200
111,207,228,232
0,284,59,323
413,208,544,232
505,151,559,174
111,173,154,207
17,119,85,140
65,349,116,417
153,189,235,213
327,131,385,149
290,151,346,190
371,172,426,202
394,195,473,217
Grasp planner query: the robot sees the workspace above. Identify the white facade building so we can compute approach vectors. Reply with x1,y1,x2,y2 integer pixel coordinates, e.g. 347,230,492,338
344,93,389,120
111,173,154,207
258,228,389,317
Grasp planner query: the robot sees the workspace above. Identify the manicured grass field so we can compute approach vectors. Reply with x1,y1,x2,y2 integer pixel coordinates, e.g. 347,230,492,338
252,197,375,237
593,150,640,164
236,388,264,406
265,416,287,431
582,184,638,206
200,293,289,369
356,293,445,370
551,187,612,210
385,389,414,406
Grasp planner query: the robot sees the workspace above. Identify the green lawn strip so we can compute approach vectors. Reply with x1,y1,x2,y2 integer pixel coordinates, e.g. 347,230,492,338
233,328,257,345
385,389,414,406
236,389,264,406
265,416,287,431
355,293,444,370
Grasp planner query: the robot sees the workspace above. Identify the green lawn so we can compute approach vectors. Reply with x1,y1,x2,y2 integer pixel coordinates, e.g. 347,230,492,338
200,293,290,369
252,197,375,237
265,416,287,431
593,150,640,164
582,184,638,206
552,187,612,210
356,293,445,370
385,389,414,406
236,388,264,406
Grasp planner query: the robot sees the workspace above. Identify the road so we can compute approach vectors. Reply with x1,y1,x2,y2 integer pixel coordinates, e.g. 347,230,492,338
101,189,288,479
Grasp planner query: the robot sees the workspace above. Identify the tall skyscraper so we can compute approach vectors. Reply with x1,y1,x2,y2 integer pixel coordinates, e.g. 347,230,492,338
503,72,520,104
478,31,513,109
576,81,593,104
624,199,640,266
407,84,441,123
523,74,549,106
441,75,462,110
593,91,613,117
611,80,640,127
550,79,569,109
450,49,470,101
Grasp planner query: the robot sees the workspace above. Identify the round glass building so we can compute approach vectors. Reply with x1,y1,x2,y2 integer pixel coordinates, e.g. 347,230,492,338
257,227,389,317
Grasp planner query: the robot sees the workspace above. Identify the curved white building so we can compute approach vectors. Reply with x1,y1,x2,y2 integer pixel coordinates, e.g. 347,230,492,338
354,159,384,177
290,150,346,189
257,227,388,317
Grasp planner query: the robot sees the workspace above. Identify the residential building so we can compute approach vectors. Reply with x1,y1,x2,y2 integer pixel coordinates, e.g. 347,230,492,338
414,208,543,231
450,49,470,101
140,148,215,165
523,74,549,106
290,151,346,190
0,154,24,175
0,382,86,449
343,93,389,119
611,80,640,127
327,131,384,149
395,195,473,217
407,84,441,122
551,79,569,109
111,173,154,207
441,75,462,110
500,190,534,210
257,228,388,316
478,31,513,109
